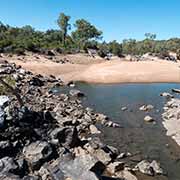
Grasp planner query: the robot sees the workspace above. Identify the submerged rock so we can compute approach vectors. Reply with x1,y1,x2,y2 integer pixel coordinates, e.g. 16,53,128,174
144,115,154,122
69,89,85,97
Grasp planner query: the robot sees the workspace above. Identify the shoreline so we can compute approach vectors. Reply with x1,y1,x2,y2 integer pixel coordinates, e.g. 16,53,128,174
2,55,180,84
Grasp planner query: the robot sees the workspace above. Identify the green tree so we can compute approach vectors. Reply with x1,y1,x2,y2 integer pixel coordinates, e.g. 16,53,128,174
72,19,102,50
108,40,122,57
57,13,71,46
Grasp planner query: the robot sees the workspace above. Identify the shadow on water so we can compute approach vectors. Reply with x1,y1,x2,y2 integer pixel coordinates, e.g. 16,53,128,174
56,83,180,180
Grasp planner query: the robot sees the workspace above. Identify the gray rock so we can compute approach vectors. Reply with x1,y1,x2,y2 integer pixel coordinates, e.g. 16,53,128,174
94,148,112,165
139,104,154,111
69,89,85,97
150,160,164,175
58,154,105,180
116,170,138,180
0,157,19,174
50,126,79,148
121,107,128,111
107,162,124,174
144,115,154,122
23,141,53,170
136,160,153,176
160,92,174,98
0,96,9,128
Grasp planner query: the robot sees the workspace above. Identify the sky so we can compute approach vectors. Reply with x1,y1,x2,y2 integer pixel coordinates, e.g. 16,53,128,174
0,0,180,42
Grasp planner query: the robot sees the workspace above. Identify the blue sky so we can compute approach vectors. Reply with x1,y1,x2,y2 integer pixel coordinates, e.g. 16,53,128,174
0,0,180,42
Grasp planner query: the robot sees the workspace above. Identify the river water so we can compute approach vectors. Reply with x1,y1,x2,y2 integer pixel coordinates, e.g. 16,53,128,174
57,83,180,180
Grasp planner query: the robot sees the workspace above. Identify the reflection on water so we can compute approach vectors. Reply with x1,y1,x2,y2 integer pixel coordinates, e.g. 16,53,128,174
57,83,180,180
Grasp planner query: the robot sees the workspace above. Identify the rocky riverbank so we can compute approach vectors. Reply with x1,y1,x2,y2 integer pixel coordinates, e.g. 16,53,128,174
162,95,180,147
0,61,166,179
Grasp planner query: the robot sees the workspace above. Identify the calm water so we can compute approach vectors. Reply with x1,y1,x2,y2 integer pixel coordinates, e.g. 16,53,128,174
57,83,180,180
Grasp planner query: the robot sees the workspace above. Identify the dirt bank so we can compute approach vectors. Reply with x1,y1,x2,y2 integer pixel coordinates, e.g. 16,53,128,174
2,53,180,83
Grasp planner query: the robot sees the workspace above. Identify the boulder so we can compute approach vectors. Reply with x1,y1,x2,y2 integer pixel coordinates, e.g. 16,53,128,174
136,160,153,176
139,104,154,111
0,96,9,128
144,115,154,122
89,124,101,134
150,160,164,175
107,162,124,174
50,154,105,180
121,107,128,111
23,141,53,170
116,170,138,180
160,92,174,98
50,126,79,148
0,157,19,174
69,89,85,97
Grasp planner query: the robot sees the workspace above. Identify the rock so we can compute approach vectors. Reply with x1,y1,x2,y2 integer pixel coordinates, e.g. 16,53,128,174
23,141,53,170
54,154,105,180
116,170,138,180
160,92,174,98
94,148,112,165
172,88,180,93
0,141,12,157
139,104,154,111
50,126,79,148
0,96,10,128
150,160,164,175
0,96,9,107
28,76,44,86
0,173,20,180
89,125,101,134
144,115,154,122
107,162,124,174
0,157,19,174
136,160,153,176
69,89,85,97
121,107,127,111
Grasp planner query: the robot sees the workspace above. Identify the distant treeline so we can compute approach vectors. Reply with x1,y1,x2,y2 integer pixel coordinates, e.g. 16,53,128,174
0,13,180,56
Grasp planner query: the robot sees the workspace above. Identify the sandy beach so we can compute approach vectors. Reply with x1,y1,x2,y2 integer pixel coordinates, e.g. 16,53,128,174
3,53,180,84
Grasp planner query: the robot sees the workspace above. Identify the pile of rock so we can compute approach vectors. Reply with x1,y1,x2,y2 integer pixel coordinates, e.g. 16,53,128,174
0,61,165,179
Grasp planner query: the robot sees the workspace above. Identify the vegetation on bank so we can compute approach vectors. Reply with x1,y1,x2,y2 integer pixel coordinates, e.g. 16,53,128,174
0,13,180,57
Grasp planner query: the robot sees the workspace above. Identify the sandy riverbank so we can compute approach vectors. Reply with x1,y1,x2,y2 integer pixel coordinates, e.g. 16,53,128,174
2,53,180,84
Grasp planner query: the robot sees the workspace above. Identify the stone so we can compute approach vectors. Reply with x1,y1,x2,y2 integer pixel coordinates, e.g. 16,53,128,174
139,104,154,111
55,154,105,180
160,92,174,98
50,127,79,148
94,148,112,165
121,107,127,111
0,96,10,128
136,160,154,176
144,115,154,122
0,157,19,174
107,162,124,174
89,124,101,134
150,160,164,175
0,140,12,157
69,89,85,97
116,170,138,180
23,141,53,170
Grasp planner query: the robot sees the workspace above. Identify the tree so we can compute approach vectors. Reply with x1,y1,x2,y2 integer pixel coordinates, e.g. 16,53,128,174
72,19,102,50
108,40,122,57
57,13,71,46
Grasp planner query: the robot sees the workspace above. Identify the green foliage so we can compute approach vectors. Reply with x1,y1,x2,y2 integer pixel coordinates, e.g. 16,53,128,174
98,42,109,58
0,76,16,95
108,40,122,57
57,13,71,46
72,19,102,50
